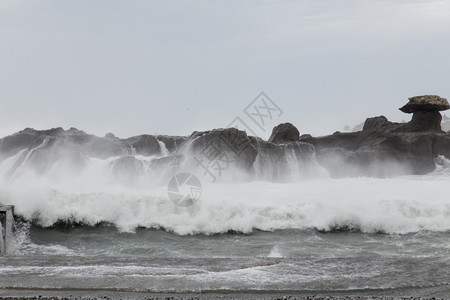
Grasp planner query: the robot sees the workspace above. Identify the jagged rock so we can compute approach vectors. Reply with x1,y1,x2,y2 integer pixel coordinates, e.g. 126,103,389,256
268,123,300,144
156,135,187,153
297,95,450,176
184,128,258,174
399,95,450,113
363,116,392,131
2,94,450,180
0,130,41,158
126,135,161,156
301,130,440,177
301,108,450,177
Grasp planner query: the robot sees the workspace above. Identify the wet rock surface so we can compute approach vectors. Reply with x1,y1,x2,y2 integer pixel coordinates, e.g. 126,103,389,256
300,95,450,177
268,122,300,144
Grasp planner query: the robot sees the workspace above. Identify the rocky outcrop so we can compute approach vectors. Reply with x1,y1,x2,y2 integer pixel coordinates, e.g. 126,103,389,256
267,123,300,144
182,128,258,174
1,94,449,180
178,127,318,181
126,135,161,156
0,128,189,177
362,116,392,131
398,95,450,132
300,95,450,177
156,135,186,153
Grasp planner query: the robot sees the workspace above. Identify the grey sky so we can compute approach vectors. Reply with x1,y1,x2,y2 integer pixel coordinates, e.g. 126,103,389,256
1,0,450,139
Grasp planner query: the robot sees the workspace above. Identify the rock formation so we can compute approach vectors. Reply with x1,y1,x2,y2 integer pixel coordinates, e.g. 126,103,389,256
300,95,450,177
0,127,187,178
1,94,449,180
399,95,450,113
267,123,300,144
398,95,450,132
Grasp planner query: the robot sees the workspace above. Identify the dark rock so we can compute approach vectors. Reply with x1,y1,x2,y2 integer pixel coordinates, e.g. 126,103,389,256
63,134,128,158
184,128,258,173
2,94,450,181
300,134,313,139
364,109,444,134
363,116,392,131
395,95,450,132
126,135,161,156
268,123,300,144
0,131,40,158
0,127,68,159
399,95,450,113
66,127,86,135
105,132,116,138
301,114,450,177
404,110,443,132
156,135,187,153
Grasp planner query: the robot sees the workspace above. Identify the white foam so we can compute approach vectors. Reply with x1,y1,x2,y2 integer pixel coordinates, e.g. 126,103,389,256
268,245,283,258
157,139,169,157
1,174,450,235
1,143,450,235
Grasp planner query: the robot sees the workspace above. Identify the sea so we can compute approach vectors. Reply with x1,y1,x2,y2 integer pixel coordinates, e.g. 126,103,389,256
0,144,449,298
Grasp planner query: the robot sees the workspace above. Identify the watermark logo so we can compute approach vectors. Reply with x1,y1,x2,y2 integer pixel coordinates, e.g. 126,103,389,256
244,92,283,132
194,139,234,182
218,124,253,156
192,91,283,183
166,92,283,194
167,173,202,207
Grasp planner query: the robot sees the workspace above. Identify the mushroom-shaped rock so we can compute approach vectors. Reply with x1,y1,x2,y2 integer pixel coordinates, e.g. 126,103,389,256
399,95,450,113
268,123,300,144
399,95,450,132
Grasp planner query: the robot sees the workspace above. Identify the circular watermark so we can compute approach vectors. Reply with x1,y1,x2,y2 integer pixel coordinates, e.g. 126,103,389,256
167,173,202,207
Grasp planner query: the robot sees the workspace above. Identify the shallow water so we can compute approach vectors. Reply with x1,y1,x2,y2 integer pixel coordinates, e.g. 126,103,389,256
1,226,449,296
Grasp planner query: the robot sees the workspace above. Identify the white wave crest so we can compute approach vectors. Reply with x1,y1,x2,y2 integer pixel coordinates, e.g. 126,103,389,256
2,175,450,235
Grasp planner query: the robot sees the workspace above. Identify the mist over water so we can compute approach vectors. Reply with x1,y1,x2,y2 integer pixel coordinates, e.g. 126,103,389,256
1,137,449,235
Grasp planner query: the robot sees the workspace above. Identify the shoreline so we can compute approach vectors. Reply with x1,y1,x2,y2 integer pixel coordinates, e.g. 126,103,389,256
1,289,449,300
0,295,448,300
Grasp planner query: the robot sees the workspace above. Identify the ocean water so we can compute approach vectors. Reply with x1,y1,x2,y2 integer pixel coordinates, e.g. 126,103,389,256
0,147,449,297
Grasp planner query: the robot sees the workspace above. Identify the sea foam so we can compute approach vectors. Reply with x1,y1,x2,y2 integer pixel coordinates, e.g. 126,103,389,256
1,144,449,235
1,174,450,235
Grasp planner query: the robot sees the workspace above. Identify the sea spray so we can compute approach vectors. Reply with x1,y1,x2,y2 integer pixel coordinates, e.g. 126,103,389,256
253,140,325,181
2,175,450,234
1,129,449,235
157,139,170,157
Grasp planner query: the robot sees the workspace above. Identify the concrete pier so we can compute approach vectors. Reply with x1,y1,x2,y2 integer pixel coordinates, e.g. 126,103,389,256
0,205,14,255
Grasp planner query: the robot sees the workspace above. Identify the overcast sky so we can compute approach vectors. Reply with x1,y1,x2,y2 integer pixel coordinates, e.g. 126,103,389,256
1,0,450,139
